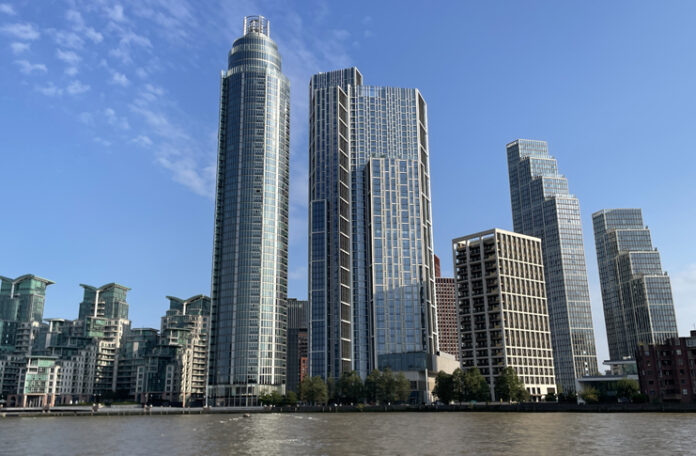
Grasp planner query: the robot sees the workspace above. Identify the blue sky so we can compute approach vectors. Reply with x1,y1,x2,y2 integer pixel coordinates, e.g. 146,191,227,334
2,0,695,366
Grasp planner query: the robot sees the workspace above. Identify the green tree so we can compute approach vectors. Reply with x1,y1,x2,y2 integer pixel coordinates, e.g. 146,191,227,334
451,368,466,403
463,367,491,402
616,379,639,402
377,368,395,404
284,391,298,406
300,376,329,405
394,373,411,403
544,391,557,402
365,369,381,403
579,387,599,404
433,371,454,404
494,367,529,402
337,371,364,404
327,377,337,404
270,390,283,406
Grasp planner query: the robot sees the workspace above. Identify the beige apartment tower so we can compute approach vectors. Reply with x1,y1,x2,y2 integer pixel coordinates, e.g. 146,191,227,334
452,228,556,401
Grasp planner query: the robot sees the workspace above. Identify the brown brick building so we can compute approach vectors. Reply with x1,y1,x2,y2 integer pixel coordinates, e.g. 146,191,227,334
636,331,696,403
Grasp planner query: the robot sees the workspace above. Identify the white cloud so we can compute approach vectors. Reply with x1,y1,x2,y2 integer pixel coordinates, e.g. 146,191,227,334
673,264,696,335
110,71,130,86
83,26,103,43
93,137,112,147
65,66,79,76
131,135,153,147
78,112,94,125
66,10,84,26
0,3,16,15
104,107,130,129
14,59,47,74
35,83,62,97
66,80,90,95
155,149,215,197
105,4,125,22
1,23,40,40
10,42,29,54
52,30,84,49
56,49,81,65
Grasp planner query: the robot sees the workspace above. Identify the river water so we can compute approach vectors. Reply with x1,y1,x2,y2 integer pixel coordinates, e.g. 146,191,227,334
2,412,694,455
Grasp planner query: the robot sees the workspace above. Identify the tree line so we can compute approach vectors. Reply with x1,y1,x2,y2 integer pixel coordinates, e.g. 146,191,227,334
298,368,411,405
432,367,531,403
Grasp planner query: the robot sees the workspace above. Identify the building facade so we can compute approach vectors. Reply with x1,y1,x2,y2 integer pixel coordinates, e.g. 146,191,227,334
286,298,308,393
208,15,290,406
453,229,556,401
506,139,598,392
636,331,696,403
308,67,438,401
434,256,459,360
592,208,678,360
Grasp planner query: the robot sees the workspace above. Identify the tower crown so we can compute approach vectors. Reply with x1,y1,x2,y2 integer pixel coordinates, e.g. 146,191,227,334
244,15,269,36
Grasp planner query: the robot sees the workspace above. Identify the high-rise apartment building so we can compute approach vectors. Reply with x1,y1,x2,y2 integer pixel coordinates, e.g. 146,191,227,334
507,139,598,392
286,298,307,393
592,209,678,360
308,68,438,400
0,275,53,323
208,16,290,406
453,229,556,401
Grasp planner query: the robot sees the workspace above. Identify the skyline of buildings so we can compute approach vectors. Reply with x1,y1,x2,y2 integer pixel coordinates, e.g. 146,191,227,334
207,16,291,406
507,139,599,392
1,13,691,408
593,208,678,360
307,66,440,401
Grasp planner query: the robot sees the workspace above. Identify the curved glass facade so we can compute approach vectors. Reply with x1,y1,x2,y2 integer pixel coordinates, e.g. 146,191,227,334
208,16,289,406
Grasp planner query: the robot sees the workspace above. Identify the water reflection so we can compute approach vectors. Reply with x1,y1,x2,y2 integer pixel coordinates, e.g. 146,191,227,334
2,412,694,455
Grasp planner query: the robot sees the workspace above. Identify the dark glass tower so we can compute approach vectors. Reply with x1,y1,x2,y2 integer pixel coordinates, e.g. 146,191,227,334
593,208,678,360
208,16,290,406
507,139,599,393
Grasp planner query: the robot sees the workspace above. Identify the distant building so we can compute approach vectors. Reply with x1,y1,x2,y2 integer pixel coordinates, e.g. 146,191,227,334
433,255,458,360
576,359,638,403
636,331,696,403
286,298,307,393
117,295,211,406
453,229,556,401
592,208,678,360
507,139,599,392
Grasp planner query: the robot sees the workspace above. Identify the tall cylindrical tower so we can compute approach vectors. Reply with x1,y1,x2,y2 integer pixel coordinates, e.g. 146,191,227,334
208,15,290,406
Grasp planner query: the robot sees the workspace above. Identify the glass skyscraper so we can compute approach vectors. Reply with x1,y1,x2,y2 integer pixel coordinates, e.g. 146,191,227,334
208,16,290,406
507,139,598,392
592,208,678,360
308,68,437,398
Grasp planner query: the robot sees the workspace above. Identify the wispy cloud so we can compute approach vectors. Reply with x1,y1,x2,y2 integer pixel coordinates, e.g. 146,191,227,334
65,66,79,76
105,4,126,22
66,80,90,95
52,30,84,49
14,59,47,74
1,23,40,40
10,41,29,54
56,49,81,65
0,3,16,15
104,107,130,129
131,135,153,147
35,82,62,97
93,137,113,147
110,71,130,86
66,9,103,44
